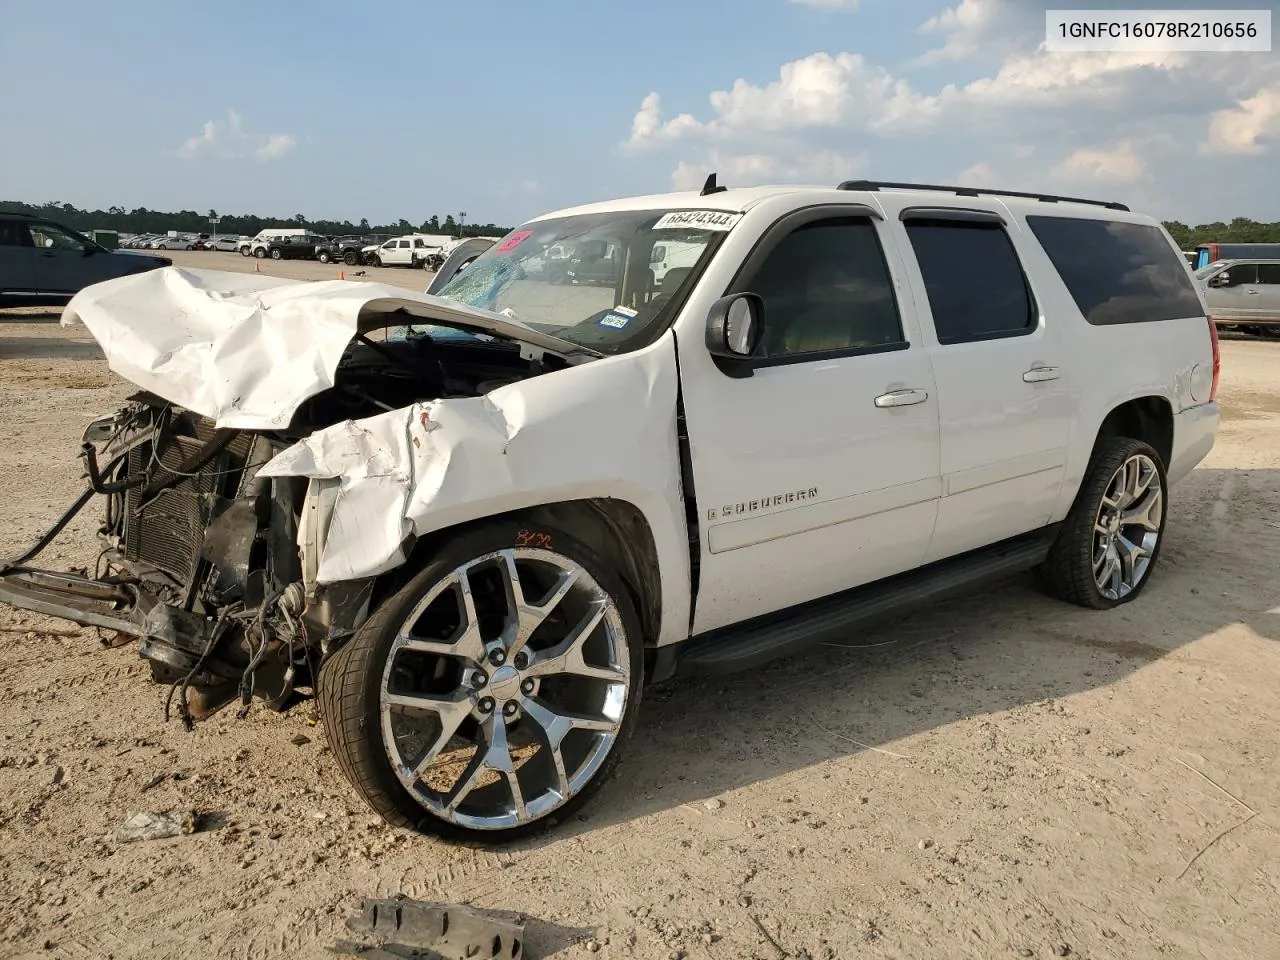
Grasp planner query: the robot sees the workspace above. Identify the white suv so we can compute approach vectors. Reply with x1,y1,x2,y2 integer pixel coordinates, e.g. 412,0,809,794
0,178,1221,842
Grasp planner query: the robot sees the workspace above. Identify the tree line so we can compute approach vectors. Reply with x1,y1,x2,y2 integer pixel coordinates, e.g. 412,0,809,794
0,200,514,240
1162,217,1280,250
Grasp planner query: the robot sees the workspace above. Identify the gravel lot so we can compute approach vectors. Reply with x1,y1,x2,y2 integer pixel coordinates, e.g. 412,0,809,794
1,260,1278,960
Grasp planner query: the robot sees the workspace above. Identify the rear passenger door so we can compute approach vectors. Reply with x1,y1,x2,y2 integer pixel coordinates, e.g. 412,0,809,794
0,219,36,297
889,204,1072,563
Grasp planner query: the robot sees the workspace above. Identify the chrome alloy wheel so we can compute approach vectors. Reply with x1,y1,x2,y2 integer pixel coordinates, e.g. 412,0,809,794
378,548,630,831
1092,453,1164,602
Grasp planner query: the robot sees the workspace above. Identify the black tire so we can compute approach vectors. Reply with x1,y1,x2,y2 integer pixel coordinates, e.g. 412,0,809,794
270,248,283,260
254,247,266,259
240,246,251,257
318,250,332,264
318,520,645,842
1035,436,1168,610
371,255,383,268
344,251,359,266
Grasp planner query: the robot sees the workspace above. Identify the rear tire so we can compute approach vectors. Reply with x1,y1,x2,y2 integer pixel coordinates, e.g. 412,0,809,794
344,251,359,266
240,246,251,257
270,248,283,260
254,247,266,259
318,520,644,841
1035,436,1168,610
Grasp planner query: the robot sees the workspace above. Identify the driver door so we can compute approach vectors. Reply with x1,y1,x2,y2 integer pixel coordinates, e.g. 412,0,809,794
676,208,943,634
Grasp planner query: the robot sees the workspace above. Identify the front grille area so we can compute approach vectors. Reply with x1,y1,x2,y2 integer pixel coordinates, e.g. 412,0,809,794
122,414,254,590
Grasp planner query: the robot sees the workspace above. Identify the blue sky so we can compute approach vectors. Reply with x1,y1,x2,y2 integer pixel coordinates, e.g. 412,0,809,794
1,0,1278,227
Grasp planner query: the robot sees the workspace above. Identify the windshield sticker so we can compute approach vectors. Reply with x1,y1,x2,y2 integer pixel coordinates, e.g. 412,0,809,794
494,230,533,254
598,312,632,330
652,210,743,232
612,305,638,317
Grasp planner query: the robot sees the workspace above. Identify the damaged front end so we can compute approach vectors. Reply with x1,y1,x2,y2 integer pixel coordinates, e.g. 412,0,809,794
0,270,588,725
0,396,342,722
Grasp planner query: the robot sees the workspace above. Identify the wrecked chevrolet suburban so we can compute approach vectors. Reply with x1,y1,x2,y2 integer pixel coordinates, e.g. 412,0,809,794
0,179,1220,840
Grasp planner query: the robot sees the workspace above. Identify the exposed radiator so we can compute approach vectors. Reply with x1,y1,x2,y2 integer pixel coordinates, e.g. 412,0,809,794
122,414,254,590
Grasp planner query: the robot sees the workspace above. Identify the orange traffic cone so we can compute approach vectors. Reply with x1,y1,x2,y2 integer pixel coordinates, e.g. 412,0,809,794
254,262,260,273
339,270,345,280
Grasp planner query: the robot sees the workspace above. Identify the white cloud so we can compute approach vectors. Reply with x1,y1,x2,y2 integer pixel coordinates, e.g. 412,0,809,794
176,109,296,162
917,0,1002,63
1202,84,1280,155
956,161,999,187
625,3,1280,221
256,133,296,161
1050,141,1145,185
790,0,860,9
670,148,867,190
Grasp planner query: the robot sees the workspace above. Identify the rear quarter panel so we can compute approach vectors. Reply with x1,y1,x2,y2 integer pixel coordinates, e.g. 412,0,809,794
998,204,1216,519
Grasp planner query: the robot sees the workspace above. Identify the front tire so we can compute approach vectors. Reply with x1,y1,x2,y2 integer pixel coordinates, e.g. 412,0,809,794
318,250,332,264
344,251,359,266
254,247,266,259
1036,436,1168,609
318,521,644,841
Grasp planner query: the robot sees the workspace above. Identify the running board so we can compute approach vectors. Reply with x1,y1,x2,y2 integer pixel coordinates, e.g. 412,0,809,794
656,526,1059,681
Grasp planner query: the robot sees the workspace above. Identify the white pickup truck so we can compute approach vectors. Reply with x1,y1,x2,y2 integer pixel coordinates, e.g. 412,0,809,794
0,178,1220,842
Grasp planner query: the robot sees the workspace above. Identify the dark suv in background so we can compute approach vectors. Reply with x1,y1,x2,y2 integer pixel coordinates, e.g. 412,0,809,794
0,214,171,307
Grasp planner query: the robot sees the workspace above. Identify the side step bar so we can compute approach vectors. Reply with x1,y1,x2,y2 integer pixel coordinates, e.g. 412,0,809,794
654,525,1059,681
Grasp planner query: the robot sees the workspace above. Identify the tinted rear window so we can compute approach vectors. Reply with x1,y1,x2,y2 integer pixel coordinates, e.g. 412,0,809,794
1026,216,1203,325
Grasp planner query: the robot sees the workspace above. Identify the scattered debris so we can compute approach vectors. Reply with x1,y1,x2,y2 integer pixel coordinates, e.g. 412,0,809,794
703,798,724,811
749,914,787,960
918,838,934,850
335,897,524,960
50,766,64,786
291,733,312,747
115,809,198,842
1053,945,1072,957
140,773,167,792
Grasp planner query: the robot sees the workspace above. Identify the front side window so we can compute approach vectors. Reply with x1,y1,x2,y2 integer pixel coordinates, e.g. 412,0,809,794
27,221,87,253
1027,216,1203,325
429,208,729,354
1257,264,1280,284
905,220,1035,344
738,218,904,359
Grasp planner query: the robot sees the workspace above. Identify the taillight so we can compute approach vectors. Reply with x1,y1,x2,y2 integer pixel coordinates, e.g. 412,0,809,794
1207,317,1221,402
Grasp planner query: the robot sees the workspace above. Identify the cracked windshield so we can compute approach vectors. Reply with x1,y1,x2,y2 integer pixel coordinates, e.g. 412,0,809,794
432,210,726,352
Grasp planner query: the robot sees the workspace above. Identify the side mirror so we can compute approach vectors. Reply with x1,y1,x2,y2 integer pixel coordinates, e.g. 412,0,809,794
705,293,763,378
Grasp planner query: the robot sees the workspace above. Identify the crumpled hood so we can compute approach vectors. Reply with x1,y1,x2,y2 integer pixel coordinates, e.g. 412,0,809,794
61,266,595,430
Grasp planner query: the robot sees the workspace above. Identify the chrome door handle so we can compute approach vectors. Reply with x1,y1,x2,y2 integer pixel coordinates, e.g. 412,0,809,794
1245,289,1261,295
1023,366,1060,383
874,389,929,408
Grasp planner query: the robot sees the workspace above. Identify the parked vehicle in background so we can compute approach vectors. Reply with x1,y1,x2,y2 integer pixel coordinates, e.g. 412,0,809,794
0,179,1220,841
563,239,621,286
364,234,453,268
204,236,244,252
1193,242,1280,269
240,229,304,257
262,234,327,261
0,213,171,306
649,238,704,286
148,235,197,250
1182,250,1197,267
316,235,387,265
1196,258,1280,334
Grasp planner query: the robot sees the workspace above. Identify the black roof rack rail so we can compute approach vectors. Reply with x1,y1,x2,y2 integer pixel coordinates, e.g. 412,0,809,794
835,179,1130,212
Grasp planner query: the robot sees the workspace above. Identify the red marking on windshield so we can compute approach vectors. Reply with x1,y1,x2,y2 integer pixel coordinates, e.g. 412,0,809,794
495,230,533,254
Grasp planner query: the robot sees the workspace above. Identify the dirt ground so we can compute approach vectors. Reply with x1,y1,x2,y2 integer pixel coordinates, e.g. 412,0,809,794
1,261,1278,960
